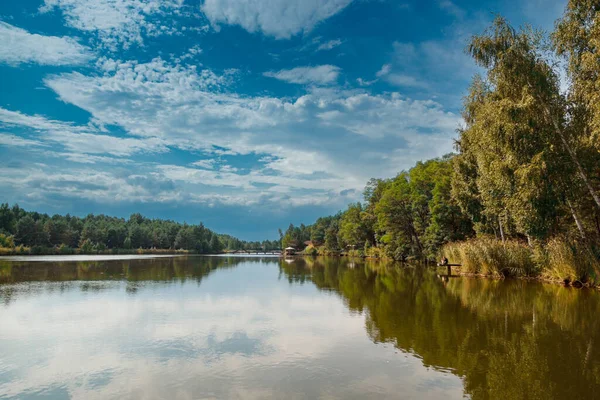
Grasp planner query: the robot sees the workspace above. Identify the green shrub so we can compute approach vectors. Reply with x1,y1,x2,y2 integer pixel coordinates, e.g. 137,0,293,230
30,246,52,255
316,246,340,256
0,233,15,248
57,244,75,255
79,239,95,254
347,249,364,258
94,242,107,252
304,245,318,256
365,246,385,258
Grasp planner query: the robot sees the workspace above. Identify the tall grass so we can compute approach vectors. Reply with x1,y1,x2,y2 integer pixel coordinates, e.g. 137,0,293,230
539,239,600,285
443,237,600,283
442,238,537,277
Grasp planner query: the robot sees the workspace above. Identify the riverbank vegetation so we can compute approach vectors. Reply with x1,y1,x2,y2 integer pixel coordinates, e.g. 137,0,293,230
0,204,279,255
281,1,600,284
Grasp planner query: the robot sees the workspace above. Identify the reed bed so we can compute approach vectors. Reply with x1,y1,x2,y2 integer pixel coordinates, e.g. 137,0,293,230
443,238,537,278
443,237,600,284
538,239,600,285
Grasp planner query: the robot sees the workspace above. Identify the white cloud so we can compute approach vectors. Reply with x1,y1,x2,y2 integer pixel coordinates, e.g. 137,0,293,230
40,0,185,49
191,159,216,169
0,22,91,66
34,57,460,207
0,133,46,148
46,131,168,156
0,165,156,203
0,107,168,157
385,73,429,89
376,63,429,88
219,164,239,173
175,45,203,63
376,64,392,77
356,78,377,86
264,65,341,85
0,107,87,133
317,39,343,51
47,151,134,164
201,0,353,39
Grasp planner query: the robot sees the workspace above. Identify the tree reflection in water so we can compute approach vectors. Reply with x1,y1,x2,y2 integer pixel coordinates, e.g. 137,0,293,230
279,257,600,400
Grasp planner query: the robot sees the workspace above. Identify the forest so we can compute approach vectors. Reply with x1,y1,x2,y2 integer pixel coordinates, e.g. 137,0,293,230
280,2,600,284
0,204,280,255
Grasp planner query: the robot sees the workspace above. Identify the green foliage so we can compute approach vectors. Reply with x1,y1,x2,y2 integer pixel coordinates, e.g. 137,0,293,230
282,156,474,261
79,239,95,254
0,233,15,248
324,226,339,251
458,18,570,241
0,203,16,234
304,245,318,256
57,244,75,255
554,0,600,148
337,203,368,248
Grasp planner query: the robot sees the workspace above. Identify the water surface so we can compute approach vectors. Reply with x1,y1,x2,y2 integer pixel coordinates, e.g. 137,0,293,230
1,256,599,399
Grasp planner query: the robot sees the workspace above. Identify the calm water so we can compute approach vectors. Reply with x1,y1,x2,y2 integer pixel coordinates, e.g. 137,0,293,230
1,256,600,399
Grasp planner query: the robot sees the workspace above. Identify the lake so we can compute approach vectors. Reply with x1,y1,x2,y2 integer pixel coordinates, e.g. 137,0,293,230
1,256,599,399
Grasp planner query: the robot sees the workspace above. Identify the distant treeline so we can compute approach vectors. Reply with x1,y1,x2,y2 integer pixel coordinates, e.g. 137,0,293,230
282,7,600,277
0,204,280,255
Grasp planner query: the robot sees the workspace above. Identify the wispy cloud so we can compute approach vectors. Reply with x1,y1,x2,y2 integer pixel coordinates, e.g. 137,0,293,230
356,78,377,86
191,159,216,169
376,64,392,78
438,0,465,19
0,133,47,148
375,63,428,88
0,22,91,66
0,107,168,157
264,65,341,85
317,39,343,51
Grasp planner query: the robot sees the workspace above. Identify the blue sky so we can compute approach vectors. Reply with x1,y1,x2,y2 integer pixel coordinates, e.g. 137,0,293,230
0,0,566,240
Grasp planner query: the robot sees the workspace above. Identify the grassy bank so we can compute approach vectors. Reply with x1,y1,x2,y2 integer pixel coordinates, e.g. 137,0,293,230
442,238,600,286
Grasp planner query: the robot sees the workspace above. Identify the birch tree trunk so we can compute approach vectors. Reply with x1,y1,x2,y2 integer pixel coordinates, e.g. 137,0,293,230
542,104,600,210
498,217,506,244
566,198,586,239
